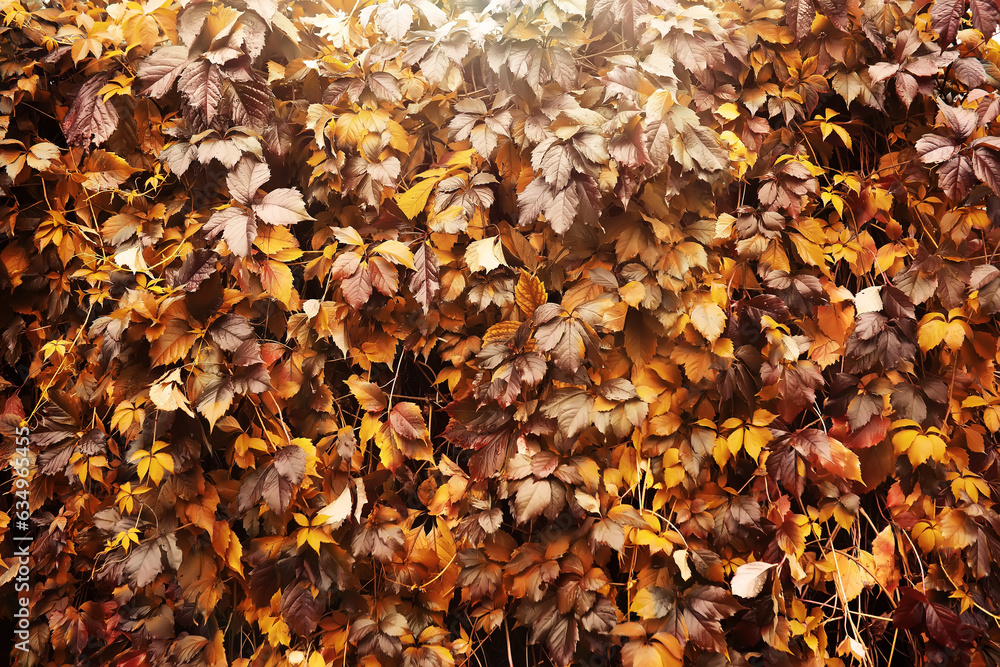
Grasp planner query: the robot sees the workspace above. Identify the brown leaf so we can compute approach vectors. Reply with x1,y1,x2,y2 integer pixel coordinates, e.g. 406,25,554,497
931,0,965,46
408,243,439,314
227,157,270,204
515,271,547,318
209,314,253,351
167,249,219,291
273,444,306,485
194,373,234,431
342,263,373,308
280,582,319,636
786,0,817,40
973,144,1000,195
79,151,139,191
125,541,164,587
971,0,1000,38
251,188,312,225
178,59,223,125
388,402,427,440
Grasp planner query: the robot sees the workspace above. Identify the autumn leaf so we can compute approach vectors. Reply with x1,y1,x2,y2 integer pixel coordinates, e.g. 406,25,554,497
731,561,778,598
130,441,175,486
465,236,507,272
252,189,313,225
11,0,1000,664
395,174,441,219
194,373,234,431
227,157,271,204
930,0,965,45
690,301,726,343
149,368,195,417
515,271,547,317
786,0,816,40
346,375,388,412
178,59,222,124
408,243,440,313
79,150,139,191
204,208,257,258
63,74,120,146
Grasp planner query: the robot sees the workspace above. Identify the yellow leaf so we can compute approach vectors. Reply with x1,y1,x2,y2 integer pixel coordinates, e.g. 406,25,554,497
918,315,946,352
619,281,645,308
832,124,852,149
447,148,477,169
515,271,547,316
893,427,946,466
259,259,294,305
942,320,968,351
871,526,899,594
373,239,415,269
788,233,827,272
826,551,865,602
629,587,668,619
624,643,668,667
717,102,741,121
690,301,725,343
395,176,440,219
80,150,139,191
254,225,302,260
727,425,770,462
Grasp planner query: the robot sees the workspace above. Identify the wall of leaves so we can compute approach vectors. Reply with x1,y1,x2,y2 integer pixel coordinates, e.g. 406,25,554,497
2,0,1000,664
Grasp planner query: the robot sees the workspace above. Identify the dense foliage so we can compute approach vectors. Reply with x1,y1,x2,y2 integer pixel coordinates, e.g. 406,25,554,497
4,0,1000,663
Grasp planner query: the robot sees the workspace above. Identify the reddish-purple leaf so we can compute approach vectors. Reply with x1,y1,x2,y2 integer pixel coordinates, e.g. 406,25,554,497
178,59,223,125
867,62,900,84
408,243,439,314
273,444,306,485
280,582,320,636
931,0,965,45
63,74,120,147
973,145,1000,194
846,415,890,449
225,75,273,129
925,601,961,648
137,45,193,98
895,72,919,108
971,0,1000,38
915,134,960,164
227,157,271,205
368,256,399,296
167,249,219,291
342,264,373,308
545,616,579,667
937,155,975,200
209,313,253,351
893,588,927,629
938,102,979,139
953,57,988,87
204,208,257,258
